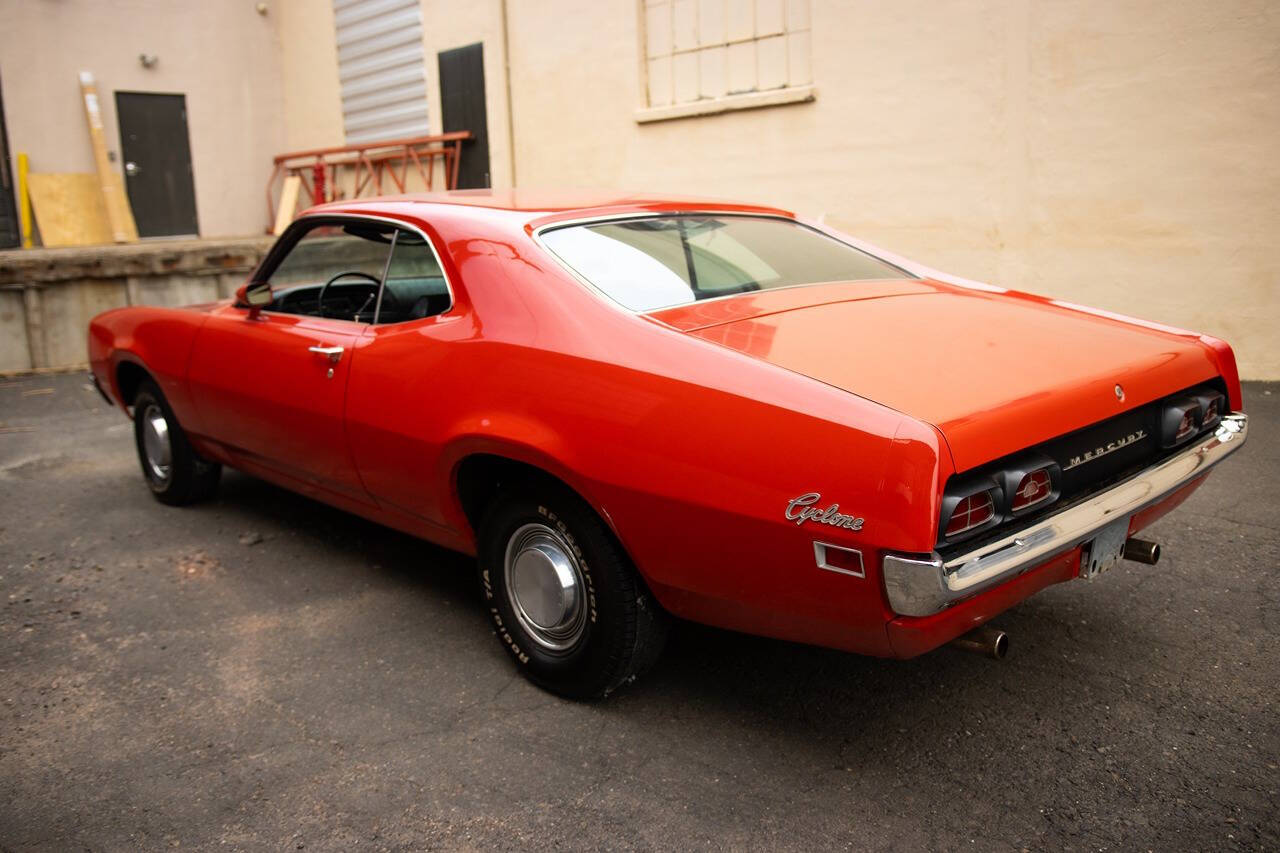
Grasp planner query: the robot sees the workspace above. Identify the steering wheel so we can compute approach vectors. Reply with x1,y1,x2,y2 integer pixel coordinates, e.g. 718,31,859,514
315,271,401,320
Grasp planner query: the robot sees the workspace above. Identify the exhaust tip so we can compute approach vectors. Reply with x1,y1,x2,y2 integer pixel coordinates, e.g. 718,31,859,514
948,625,1009,660
991,630,1009,660
1123,538,1161,565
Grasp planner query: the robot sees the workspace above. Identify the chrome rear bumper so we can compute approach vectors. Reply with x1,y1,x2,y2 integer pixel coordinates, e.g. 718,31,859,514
884,413,1248,618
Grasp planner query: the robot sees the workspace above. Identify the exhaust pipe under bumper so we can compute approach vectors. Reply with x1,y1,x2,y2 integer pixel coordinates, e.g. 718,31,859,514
1122,538,1161,565
948,625,1009,660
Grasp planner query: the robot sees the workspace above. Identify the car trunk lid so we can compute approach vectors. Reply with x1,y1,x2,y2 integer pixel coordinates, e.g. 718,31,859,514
656,280,1220,471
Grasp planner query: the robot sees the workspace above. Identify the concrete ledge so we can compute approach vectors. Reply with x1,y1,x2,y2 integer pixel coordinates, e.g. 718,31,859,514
0,236,275,285
0,237,277,372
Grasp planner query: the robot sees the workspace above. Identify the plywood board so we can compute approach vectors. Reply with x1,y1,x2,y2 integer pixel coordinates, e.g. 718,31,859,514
79,71,138,243
26,173,114,247
273,175,302,235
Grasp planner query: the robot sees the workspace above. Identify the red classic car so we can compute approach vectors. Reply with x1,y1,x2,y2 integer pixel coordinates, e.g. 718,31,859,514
88,191,1248,698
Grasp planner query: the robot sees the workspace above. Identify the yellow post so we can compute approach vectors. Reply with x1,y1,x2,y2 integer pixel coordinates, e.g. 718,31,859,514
17,152,33,248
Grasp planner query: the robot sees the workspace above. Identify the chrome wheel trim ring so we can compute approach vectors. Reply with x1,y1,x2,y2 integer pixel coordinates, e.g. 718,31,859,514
503,522,587,652
140,403,173,484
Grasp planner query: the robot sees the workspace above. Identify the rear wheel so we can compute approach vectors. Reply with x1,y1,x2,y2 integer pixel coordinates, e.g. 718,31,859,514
132,380,220,505
478,486,667,699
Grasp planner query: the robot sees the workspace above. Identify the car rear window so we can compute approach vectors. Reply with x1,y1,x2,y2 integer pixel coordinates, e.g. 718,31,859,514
539,215,912,312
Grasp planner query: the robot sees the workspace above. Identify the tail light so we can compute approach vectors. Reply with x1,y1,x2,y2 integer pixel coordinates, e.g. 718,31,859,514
939,473,1002,544
1160,398,1202,448
1195,390,1225,429
945,490,996,538
1000,455,1061,518
1175,411,1196,441
1011,468,1053,512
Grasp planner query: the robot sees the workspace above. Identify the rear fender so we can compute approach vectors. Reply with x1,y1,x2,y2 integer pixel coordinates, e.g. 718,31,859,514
438,420,615,548
1197,335,1243,411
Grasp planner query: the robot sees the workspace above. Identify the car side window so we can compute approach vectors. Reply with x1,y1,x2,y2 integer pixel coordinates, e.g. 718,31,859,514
263,222,393,322
372,230,451,324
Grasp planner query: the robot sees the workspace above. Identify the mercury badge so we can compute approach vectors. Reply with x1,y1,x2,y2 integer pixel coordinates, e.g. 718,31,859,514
785,492,864,531
1064,428,1146,470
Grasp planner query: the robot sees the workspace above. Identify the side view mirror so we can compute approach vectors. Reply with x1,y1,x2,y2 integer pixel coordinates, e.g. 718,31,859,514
235,281,272,316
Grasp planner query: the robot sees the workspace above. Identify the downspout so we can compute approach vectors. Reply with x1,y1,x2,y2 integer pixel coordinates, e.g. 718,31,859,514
500,0,517,187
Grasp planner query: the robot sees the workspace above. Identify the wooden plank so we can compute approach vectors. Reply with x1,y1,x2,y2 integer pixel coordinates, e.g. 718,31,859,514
78,71,138,243
17,152,33,248
273,175,302,236
26,173,114,247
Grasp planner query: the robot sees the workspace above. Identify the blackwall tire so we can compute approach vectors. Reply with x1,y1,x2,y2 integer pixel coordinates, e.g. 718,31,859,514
478,486,668,700
132,380,221,506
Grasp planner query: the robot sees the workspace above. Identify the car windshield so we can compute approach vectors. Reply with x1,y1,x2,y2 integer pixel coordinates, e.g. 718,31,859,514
539,215,912,312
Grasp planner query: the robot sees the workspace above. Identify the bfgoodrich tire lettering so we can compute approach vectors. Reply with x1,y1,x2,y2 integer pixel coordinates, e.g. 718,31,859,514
478,486,667,699
132,379,221,506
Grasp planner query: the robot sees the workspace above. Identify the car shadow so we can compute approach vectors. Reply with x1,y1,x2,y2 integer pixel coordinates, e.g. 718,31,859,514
212,469,479,602
210,468,1083,740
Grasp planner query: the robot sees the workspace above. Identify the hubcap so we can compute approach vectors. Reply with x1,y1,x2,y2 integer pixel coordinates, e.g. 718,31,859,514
141,403,172,483
503,522,587,651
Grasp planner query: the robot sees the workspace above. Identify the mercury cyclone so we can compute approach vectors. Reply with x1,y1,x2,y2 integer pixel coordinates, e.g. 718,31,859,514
88,191,1248,698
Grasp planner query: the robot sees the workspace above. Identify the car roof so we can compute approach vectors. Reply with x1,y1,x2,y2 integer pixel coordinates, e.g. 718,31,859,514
306,189,795,226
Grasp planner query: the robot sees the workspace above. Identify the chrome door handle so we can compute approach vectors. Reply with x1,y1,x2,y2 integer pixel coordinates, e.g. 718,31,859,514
308,344,344,364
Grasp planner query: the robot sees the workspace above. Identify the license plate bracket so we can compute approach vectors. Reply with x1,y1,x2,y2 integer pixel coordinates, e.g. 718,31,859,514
1081,517,1129,579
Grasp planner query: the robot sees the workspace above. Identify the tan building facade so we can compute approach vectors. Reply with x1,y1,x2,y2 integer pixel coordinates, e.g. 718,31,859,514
0,0,285,239
2,0,1277,376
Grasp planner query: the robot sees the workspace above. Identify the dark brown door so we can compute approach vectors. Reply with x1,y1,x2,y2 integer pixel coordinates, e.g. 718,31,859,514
0,70,19,249
438,43,491,189
115,92,199,237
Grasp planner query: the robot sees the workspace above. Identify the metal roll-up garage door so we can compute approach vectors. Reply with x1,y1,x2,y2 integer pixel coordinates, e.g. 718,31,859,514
334,0,431,144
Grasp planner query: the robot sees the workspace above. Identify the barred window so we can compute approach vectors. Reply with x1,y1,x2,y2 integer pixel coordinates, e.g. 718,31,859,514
640,0,812,118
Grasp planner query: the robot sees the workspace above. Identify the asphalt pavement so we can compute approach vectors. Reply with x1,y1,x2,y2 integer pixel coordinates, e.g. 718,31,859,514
1,372,1277,850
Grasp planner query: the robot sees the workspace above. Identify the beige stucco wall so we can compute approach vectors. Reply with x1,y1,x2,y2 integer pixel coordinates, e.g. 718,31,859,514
13,1,1272,375
276,0,345,152
0,0,285,239
417,1,515,190
501,0,1279,379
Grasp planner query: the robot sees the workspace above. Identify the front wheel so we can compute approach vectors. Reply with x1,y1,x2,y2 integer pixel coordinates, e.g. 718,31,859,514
133,380,221,506
478,487,668,699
